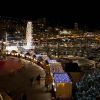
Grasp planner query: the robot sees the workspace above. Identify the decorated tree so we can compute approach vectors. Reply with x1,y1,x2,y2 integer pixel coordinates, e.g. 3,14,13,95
76,69,100,100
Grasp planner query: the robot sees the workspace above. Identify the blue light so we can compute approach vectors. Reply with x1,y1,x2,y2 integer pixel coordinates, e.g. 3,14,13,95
48,60,57,63
54,73,72,83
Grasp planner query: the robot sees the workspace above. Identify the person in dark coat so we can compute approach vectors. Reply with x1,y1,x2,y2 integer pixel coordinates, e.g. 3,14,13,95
30,77,34,86
36,74,41,84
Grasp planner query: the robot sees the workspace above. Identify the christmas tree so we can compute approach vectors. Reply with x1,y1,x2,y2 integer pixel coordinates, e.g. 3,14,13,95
76,69,100,100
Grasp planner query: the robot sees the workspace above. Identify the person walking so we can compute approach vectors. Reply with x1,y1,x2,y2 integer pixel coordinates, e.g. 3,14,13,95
30,77,34,87
36,74,41,84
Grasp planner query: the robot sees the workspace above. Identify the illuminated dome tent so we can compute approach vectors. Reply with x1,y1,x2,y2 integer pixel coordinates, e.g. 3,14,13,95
54,73,71,83
53,73,72,99
48,60,64,73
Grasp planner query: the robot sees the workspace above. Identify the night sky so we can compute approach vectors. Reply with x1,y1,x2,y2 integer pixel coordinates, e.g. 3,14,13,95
1,1,100,30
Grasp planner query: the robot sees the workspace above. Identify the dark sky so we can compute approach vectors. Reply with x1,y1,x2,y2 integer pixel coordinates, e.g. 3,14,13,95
3,14,100,30
1,1,100,30
5,14,100,30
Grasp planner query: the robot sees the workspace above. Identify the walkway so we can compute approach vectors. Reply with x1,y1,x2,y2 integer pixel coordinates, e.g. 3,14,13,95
0,57,51,100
